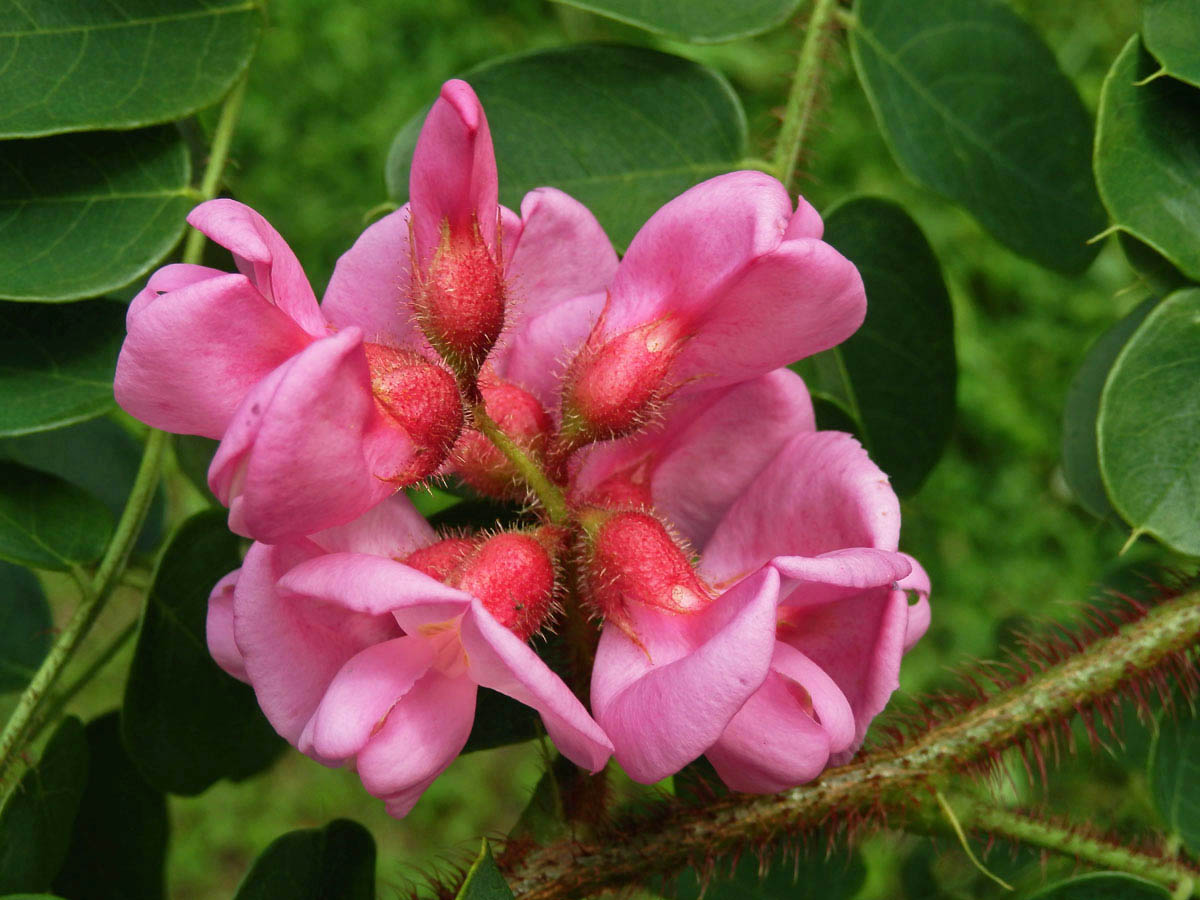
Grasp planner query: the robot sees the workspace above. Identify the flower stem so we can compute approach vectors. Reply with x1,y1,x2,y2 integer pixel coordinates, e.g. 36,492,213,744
771,0,841,192
183,75,249,265
0,429,168,789
472,404,570,524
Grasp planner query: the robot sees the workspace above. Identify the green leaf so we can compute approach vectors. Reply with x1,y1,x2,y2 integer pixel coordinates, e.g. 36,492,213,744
233,819,375,900
1061,297,1158,519
545,0,802,42
0,300,125,435
0,561,52,693
510,761,570,845
849,0,1105,273
0,462,113,571
794,197,955,496
1095,37,1200,283
51,713,167,900
1149,705,1200,853
0,418,165,554
1143,0,1200,89
0,127,192,301
667,844,866,900
0,717,88,894
463,687,540,754
1028,873,1169,899
456,840,514,900
0,1,263,138
1118,233,1191,298
1098,288,1200,555
387,45,746,251
122,510,284,795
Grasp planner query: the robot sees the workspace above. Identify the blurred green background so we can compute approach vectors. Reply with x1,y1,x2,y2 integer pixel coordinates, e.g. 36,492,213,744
61,0,1183,896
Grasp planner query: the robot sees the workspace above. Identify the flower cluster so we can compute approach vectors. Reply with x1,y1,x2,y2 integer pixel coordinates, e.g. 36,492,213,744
115,80,929,817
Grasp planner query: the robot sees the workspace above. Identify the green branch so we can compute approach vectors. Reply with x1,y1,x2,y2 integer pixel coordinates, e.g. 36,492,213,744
771,0,841,191
472,404,570,524
502,589,1200,899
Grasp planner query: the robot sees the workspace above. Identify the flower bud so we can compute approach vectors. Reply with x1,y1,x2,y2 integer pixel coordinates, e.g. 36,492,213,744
457,530,561,640
413,224,505,389
402,535,478,582
364,343,464,483
577,507,711,637
584,467,653,512
561,317,686,449
452,377,553,499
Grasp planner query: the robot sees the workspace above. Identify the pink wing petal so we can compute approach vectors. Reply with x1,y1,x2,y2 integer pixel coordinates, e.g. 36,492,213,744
600,172,793,337
299,635,437,761
116,272,312,438
187,199,325,336
899,554,932,652
705,669,832,793
771,639,855,754
128,263,225,317
354,668,477,817
671,238,866,390
784,194,824,241
409,80,498,265
207,328,410,542
699,431,902,586
506,188,617,324
278,553,472,628
590,566,779,783
309,493,437,557
321,204,423,349
206,568,247,682
234,541,400,743
459,602,613,772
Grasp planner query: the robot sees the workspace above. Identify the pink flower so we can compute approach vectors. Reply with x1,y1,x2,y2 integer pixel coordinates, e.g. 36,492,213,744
558,174,866,446
577,371,930,787
207,496,612,818
115,80,616,541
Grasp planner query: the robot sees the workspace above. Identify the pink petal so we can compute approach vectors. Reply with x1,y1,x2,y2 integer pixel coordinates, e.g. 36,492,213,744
699,431,902,587
770,548,913,609
300,635,436,761
778,573,914,755
278,552,472,630
649,370,816,548
321,204,423,349
187,199,325,336
784,194,824,241
206,568,247,682
354,668,477,817
505,188,617,323
671,238,865,390
128,263,225,317
493,291,606,413
771,639,855,753
705,670,831,793
116,272,313,438
409,80,498,265
600,172,794,338
459,601,613,772
234,541,400,743
590,566,779,783
309,493,437,557
208,328,410,542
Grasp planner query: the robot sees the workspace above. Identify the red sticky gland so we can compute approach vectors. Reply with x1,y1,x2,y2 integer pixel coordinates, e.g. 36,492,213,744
562,316,687,447
363,343,463,482
579,508,712,639
456,532,558,641
402,535,479,583
413,222,505,384
452,377,553,499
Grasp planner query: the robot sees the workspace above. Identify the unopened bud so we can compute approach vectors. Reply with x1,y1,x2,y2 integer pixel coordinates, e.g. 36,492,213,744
561,317,686,448
452,377,552,499
413,224,505,388
584,467,653,512
405,528,561,641
364,343,463,483
578,508,711,637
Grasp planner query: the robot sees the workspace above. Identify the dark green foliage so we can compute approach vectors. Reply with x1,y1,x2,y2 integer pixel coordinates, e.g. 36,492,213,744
455,840,514,900
0,561,52,693
122,511,284,795
546,0,804,42
233,819,375,900
0,463,113,571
